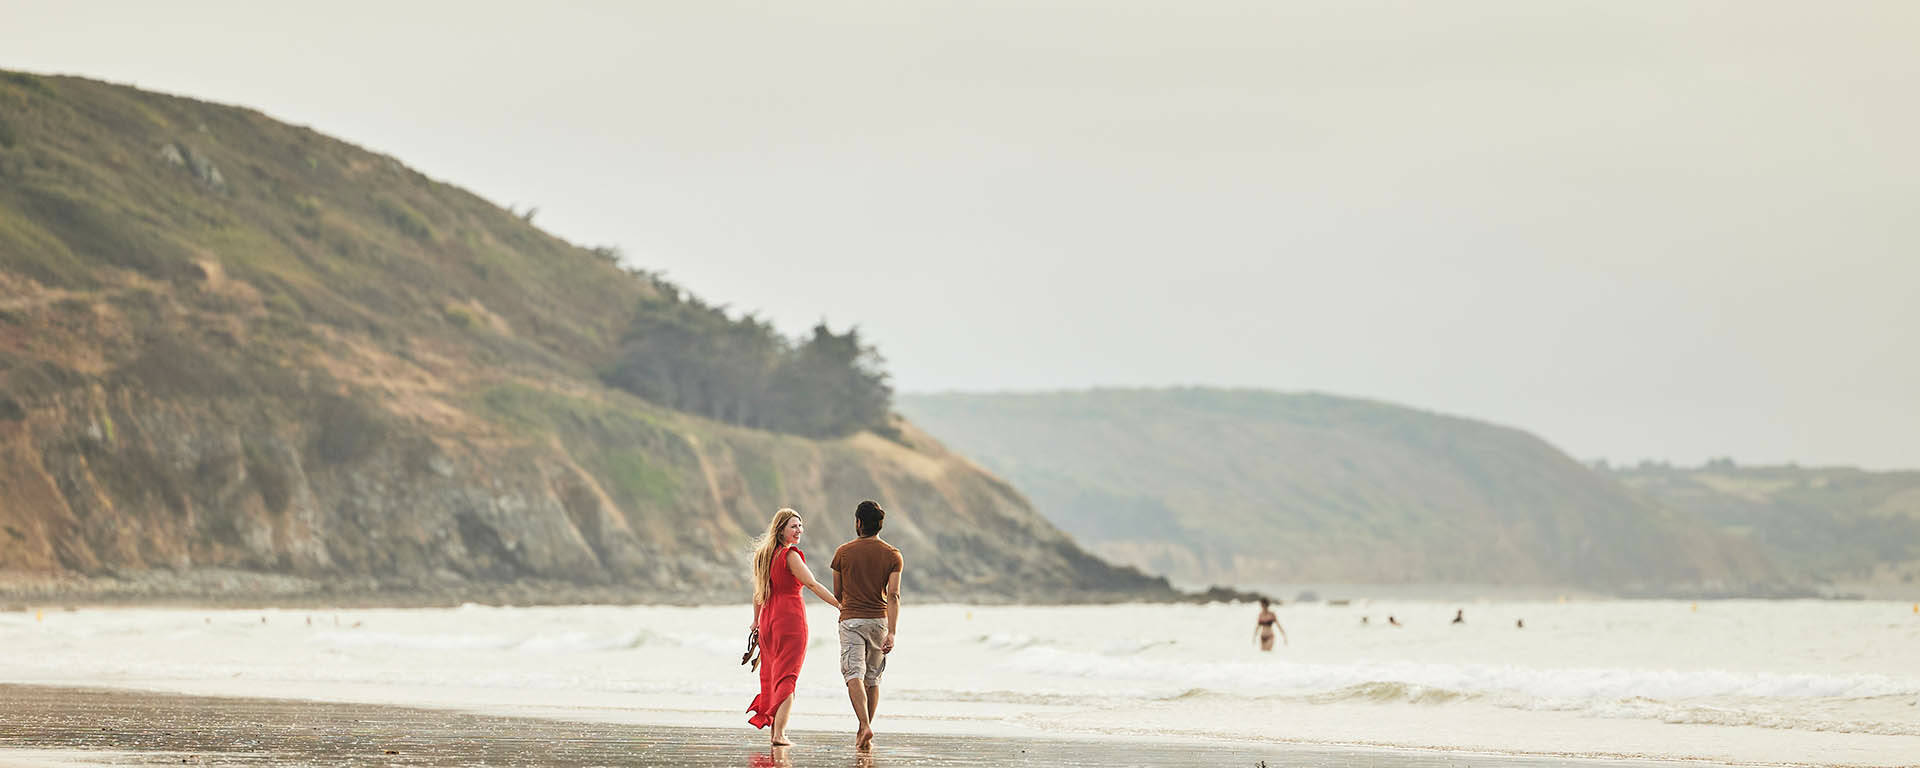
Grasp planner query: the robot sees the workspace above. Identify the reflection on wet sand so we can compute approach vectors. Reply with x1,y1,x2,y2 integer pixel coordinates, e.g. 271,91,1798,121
750,744,878,768
748,745,792,767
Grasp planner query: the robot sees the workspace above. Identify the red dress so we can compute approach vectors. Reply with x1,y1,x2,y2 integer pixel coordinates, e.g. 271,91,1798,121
748,545,808,729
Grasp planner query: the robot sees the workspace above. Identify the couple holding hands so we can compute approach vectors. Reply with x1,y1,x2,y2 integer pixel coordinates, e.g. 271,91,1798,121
745,500,902,751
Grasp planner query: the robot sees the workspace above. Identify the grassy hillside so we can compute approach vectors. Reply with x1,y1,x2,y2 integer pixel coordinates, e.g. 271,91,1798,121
898,389,1779,593
1611,462,1920,593
0,71,1169,604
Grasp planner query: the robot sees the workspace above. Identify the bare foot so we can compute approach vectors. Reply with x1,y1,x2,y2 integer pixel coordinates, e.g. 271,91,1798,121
856,726,873,750
771,737,793,747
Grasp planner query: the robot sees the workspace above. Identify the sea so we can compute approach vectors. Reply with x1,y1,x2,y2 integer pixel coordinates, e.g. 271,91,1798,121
2,599,1916,766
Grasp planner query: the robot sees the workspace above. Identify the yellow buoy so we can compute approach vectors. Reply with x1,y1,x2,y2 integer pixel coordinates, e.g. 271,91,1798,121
1690,602,1698,613
35,610,43,623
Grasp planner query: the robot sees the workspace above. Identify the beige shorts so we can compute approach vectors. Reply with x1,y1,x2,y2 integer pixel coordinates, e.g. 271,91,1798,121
837,618,888,684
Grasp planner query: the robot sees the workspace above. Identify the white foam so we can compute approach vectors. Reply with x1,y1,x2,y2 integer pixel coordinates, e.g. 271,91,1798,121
513,631,644,653
1004,646,1920,702
312,631,520,651
977,633,1039,650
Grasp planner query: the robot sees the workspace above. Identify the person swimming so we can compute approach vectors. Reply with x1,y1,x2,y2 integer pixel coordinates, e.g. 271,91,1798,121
1253,599,1288,650
1387,615,1402,627
1451,609,1465,625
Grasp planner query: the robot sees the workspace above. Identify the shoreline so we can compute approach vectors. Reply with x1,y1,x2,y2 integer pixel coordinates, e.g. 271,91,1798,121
2,570,1887,610
0,569,1271,610
0,684,1759,768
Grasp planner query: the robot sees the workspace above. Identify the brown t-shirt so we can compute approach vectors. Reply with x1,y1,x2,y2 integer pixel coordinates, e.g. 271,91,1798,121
831,537,902,621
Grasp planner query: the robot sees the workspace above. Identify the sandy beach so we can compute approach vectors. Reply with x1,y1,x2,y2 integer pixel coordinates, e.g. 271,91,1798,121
0,684,1745,768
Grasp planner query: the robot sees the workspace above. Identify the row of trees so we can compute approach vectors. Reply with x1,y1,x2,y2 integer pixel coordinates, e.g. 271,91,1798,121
602,280,893,439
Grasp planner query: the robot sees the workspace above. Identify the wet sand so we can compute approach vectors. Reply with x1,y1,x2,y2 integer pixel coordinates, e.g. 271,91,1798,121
0,684,1734,767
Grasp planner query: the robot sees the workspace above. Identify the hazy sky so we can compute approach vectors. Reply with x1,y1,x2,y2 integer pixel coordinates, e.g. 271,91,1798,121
5,1,1916,468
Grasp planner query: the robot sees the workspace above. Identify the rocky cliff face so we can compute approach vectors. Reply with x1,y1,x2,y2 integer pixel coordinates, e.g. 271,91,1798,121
0,72,1168,604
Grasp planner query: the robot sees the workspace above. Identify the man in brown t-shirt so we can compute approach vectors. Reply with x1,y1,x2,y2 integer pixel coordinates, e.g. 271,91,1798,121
830,499,902,750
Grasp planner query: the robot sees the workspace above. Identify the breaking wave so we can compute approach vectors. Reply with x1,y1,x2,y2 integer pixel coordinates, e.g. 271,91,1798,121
1004,646,1917,702
997,645,1920,735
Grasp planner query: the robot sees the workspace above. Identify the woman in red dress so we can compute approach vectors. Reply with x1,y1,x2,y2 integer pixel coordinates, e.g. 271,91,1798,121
747,507,840,746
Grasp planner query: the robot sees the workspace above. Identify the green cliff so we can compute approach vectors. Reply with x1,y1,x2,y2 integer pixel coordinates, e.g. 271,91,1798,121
899,389,1781,593
1612,462,1920,595
0,71,1168,604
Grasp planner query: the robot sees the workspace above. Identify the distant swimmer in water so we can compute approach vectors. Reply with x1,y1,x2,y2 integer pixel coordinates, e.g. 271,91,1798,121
1253,598,1288,650
1387,615,1402,627
1360,616,1369,625
1452,609,1465,625
1516,618,1524,629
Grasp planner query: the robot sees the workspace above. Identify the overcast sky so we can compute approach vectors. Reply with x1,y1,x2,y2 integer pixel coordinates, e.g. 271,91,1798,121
5,1,1915,468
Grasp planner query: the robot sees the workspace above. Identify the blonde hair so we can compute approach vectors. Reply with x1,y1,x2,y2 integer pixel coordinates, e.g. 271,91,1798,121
751,507,801,607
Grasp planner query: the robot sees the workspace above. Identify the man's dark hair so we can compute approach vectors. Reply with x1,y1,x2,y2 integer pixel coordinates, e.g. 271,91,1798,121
854,500,885,537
